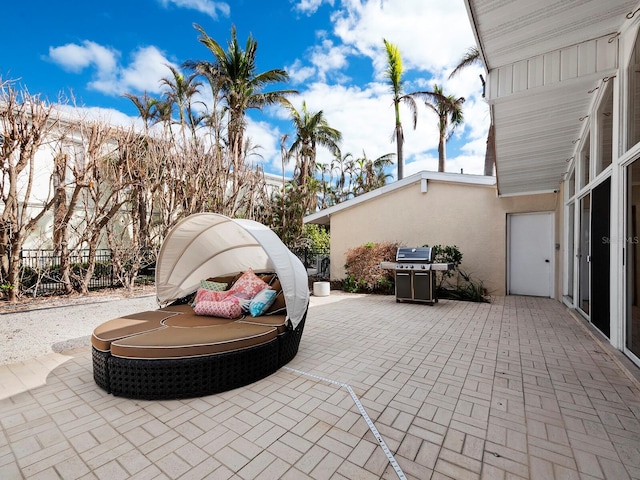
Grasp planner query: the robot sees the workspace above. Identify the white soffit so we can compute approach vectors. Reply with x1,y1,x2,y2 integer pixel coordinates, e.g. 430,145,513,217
465,0,637,196
492,74,605,196
469,0,635,70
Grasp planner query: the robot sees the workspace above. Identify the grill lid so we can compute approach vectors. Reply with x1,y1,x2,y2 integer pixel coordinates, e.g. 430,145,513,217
396,247,433,263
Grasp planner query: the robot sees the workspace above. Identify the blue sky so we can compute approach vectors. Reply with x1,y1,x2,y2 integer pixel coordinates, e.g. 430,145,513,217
2,0,488,178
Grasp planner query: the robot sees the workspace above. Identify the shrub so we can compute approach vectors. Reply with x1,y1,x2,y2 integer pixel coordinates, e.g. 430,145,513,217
421,244,490,302
441,270,490,303
19,266,39,289
302,224,330,252
343,241,399,294
422,244,463,290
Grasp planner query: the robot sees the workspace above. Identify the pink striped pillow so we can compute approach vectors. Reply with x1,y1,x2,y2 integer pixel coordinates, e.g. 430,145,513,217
194,297,242,319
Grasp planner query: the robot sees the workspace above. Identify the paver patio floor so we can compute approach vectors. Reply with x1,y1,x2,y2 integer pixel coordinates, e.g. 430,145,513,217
2,293,640,479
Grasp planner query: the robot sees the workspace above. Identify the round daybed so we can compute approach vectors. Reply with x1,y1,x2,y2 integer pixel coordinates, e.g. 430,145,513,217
91,213,310,400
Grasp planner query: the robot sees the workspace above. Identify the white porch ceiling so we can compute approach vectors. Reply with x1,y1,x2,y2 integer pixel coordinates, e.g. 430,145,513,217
465,0,639,196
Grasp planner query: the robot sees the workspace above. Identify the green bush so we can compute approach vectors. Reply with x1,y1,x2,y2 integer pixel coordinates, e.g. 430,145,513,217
303,224,330,252
422,244,463,290
1,282,14,296
341,275,359,293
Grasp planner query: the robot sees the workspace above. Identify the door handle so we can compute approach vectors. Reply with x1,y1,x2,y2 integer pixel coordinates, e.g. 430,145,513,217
545,259,550,263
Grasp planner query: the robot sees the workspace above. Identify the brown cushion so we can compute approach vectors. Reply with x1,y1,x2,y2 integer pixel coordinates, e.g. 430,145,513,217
159,304,197,314
238,315,287,334
91,311,178,351
110,322,278,359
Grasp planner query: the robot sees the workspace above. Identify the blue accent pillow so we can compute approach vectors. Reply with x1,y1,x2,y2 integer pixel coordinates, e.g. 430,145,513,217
249,288,278,317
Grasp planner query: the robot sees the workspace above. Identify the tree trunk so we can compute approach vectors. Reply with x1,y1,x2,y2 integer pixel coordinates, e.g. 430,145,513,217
438,134,446,173
58,236,73,295
484,124,496,176
6,241,21,303
396,124,404,180
79,244,97,294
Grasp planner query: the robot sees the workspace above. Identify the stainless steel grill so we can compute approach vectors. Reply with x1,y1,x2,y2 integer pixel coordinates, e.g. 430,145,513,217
380,247,453,305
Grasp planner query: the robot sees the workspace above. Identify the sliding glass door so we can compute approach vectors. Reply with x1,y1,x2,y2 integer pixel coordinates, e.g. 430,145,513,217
627,159,640,359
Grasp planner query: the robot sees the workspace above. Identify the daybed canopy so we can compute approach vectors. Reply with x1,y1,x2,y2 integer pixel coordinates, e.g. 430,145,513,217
155,213,310,328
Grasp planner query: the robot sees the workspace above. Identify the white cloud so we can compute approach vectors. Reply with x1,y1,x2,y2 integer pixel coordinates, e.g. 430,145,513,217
120,46,177,93
406,153,485,176
309,40,352,82
157,0,230,19
287,59,316,84
331,0,476,76
49,41,119,75
48,42,176,96
294,0,335,15
245,118,289,173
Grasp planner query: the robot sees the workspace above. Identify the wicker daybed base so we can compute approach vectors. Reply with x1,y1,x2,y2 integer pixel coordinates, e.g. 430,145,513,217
92,313,306,400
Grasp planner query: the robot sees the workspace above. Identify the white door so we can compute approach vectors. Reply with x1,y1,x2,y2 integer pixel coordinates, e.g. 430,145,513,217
508,212,554,297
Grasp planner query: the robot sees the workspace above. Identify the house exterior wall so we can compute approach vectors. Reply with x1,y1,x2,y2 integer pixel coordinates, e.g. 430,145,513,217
329,179,560,297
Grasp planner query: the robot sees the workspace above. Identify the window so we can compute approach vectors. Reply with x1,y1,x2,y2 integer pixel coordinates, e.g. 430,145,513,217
568,168,575,198
597,82,613,175
579,133,591,189
628,31,640,150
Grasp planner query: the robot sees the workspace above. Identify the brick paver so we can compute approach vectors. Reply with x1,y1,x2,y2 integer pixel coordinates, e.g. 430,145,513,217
1,294,640,479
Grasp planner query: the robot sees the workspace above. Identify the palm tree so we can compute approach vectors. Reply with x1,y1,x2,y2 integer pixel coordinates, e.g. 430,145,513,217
448,47,482,79
364,152,394,192
186,24,297,171
330,151,354,203
425,84,465,173
123,92,161,133
352,151,394,194
159,65,203,141
383,39,444,180
449,46,495,176
286,101,342,190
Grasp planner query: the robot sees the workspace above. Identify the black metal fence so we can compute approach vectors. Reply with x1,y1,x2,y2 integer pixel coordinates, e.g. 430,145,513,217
292,248,330,278
15,246,328,296
19,249,119,295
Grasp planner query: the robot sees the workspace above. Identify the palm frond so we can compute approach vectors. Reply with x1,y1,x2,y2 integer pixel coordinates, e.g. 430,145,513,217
449,47,483,79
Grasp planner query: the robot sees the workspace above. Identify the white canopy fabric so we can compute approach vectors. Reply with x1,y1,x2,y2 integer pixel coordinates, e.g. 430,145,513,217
155,213,310,328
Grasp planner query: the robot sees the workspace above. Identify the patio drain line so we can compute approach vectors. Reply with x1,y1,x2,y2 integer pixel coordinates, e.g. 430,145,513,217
282,366,407,480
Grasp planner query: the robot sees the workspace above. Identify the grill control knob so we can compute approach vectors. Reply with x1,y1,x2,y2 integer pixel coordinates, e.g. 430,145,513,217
421,265,426,269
